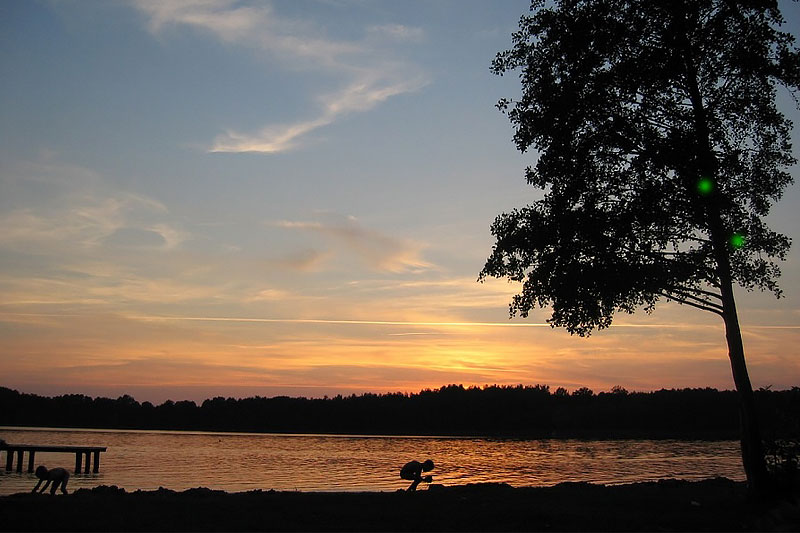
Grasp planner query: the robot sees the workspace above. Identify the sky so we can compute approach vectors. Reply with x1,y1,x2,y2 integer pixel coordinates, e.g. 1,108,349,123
1,0,799,404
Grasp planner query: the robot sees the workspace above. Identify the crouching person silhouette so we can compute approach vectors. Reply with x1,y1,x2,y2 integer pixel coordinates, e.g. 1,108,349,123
400,459,434,491
32,465,69,495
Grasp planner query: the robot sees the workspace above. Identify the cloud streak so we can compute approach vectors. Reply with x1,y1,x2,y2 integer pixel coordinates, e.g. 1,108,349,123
132,0,428,153
0,187,182,251
120,314,771,330
130,315,555,327
211,74,427,153
276,214,431,273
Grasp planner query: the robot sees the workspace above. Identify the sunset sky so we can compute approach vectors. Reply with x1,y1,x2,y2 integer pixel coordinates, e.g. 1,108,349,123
1,0,799,404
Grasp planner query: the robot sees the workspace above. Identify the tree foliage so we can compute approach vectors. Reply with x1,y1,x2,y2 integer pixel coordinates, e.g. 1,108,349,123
481,0,799,335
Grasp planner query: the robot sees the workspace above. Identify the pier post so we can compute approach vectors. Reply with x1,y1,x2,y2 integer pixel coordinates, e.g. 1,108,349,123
2,445,105,474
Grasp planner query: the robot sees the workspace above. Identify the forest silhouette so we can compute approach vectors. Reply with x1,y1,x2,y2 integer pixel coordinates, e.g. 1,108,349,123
1,385,797,440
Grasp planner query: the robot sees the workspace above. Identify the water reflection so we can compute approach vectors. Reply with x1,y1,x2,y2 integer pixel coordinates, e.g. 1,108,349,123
0,427,744,495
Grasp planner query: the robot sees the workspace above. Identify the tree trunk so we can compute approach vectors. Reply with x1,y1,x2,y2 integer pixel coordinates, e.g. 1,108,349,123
706,202,768,495
675,9,770,494
718,273,769,495
699,195,769,496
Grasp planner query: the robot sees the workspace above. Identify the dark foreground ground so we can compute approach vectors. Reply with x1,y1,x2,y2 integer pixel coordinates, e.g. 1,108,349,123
1,478,798,532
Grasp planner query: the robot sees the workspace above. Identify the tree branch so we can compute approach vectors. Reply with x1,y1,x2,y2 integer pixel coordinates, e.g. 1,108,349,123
666,284,723,300
659,291,725,316
666,286,724,310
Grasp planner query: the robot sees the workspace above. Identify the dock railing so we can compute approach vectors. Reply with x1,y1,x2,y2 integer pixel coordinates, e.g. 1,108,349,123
1,443,107,474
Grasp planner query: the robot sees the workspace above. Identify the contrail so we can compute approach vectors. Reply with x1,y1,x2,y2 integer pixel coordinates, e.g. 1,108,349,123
129,315,711,328
3,313,797,329
129,316,554,327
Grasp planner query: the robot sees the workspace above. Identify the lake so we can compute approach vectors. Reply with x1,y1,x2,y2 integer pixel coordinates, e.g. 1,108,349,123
0,427,744,495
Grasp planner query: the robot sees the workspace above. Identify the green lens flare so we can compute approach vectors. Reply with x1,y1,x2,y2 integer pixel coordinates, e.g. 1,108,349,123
697,177,714,195
730,233,745,249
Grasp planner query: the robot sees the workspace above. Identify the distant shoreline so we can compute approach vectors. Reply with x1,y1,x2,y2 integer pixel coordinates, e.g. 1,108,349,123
6,385,798,441
0,423,743,440
2,478,798,531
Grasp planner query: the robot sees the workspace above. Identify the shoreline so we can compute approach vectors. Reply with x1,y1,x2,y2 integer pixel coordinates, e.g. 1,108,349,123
0,424,742,441
2,478,798,531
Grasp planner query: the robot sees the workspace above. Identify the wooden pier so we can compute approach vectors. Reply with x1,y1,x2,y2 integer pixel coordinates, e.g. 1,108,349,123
2,444,107,474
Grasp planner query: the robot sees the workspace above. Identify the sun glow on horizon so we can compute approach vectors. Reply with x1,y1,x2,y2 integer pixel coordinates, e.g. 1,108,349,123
2,304,798,403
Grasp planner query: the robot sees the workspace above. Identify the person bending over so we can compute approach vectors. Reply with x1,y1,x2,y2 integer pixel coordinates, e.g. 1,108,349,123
32,465,70,495
400,459,434,491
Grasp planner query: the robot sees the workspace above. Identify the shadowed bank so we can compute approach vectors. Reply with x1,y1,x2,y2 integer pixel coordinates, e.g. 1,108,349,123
1,479,799,531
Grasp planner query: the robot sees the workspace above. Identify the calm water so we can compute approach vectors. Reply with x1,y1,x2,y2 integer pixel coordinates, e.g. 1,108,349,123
0,427,744,495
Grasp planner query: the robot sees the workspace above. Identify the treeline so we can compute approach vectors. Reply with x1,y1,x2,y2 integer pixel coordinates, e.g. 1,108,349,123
1,385,798,439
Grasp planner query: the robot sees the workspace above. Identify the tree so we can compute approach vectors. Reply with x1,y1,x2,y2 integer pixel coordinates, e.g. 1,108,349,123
480,0,799,494
610,385,629,396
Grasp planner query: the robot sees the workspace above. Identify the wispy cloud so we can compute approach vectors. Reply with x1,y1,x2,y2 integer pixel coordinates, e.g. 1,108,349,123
0,190,181,251
136,0,265,41
245,288,293,302
134,0,361,63
132,0,428,153
273,248,332,272
275,214,432,273
1,158,178,249
366,24,425,42
211,73,427,153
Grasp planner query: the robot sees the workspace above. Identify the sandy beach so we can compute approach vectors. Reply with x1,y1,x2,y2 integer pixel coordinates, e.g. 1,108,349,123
1,478,798,531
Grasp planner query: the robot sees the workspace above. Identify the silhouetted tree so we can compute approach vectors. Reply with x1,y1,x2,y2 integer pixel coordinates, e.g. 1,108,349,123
480,0,799,493
4,385,800,440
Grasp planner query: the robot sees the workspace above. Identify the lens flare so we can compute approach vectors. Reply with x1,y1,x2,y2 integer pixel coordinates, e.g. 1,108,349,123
730,233,745,249
697,177,714,196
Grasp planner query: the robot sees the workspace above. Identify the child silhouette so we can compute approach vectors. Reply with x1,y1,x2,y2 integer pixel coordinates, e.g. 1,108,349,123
32,465,70,495
400,459,434,491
